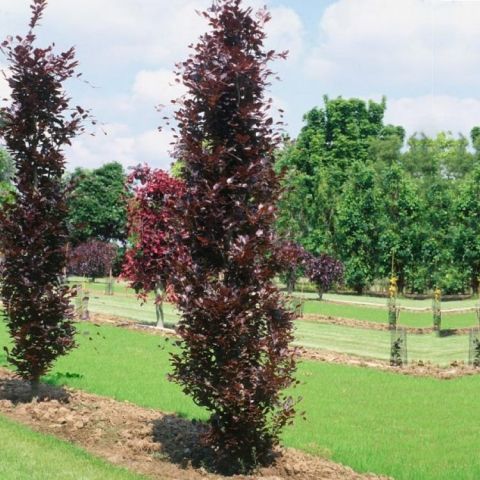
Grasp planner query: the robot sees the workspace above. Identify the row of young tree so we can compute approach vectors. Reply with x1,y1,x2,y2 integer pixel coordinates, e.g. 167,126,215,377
276,96,480,295
2,0,478,472
0,0,298,473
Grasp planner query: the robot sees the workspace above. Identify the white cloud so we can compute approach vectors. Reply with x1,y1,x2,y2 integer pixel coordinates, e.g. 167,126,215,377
385,95,480,138
132,69,186,106
66,124,173,172
306,0,480,93
265,6,304,62
0,0,209,67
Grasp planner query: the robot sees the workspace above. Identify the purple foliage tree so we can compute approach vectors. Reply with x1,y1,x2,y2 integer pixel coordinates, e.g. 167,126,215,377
276,241,308,294
167,0,298,472
0,0,88,395
69,240,117,280
306,253,344,300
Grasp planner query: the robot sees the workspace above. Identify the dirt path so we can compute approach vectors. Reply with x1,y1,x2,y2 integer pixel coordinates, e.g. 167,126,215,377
300,313,475,335
298,347,479,379
86,313,480,379
0,369,388,480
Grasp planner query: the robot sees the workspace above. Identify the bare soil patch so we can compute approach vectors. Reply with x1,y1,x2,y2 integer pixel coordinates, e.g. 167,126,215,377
0,368,387,480
298,347,479,379
301,314,475,335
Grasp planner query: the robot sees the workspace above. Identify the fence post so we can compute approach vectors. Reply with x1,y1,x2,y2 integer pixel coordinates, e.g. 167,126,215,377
469,328,480,367
387,275,398,330
432,287,441,334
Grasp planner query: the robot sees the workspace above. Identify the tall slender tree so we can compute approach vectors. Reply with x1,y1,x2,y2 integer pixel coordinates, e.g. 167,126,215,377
0,0,87,394
168,0,297,472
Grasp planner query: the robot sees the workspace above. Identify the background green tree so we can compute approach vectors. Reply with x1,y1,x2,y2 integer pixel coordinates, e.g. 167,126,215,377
0,148,14,202
376,163,421,292
335,162,380,293
67,162,128,245
453,165,480,292
276,96,403,257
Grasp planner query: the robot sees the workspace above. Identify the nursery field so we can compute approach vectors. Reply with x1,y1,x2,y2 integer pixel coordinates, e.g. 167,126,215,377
73,279,477,365
0,415,144,480
1,321,480,480
302,301,478,329
296,322,469,365
76,278,480,330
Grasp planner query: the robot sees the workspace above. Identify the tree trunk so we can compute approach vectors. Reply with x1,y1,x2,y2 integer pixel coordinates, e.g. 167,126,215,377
155,283,164,329
30,378,40,399
317,287,324,300
81,295,89,321
397,273,405,295
472,275,479,296
63,242,69,283
286,272,296,295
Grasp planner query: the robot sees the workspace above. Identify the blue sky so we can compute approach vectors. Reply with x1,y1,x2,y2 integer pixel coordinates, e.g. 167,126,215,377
1,0,480,171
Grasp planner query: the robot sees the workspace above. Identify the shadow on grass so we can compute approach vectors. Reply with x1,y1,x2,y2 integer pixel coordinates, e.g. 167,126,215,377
44,371,85,388
438,329,460,337
0,377,70,404
137,321,177,330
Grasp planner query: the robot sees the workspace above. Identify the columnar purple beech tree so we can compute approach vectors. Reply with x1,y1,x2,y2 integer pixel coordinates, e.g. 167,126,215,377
0,0,87,394
168,0,297,472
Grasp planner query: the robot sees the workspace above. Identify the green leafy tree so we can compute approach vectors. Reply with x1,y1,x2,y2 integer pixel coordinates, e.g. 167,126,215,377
402,132,474,180
67,162,127,244
0,148,14,202
400,132,469,293
335,162,380,293
472,127,480,161
415,178,462,293
453,165,480,292
276,97,402,256
376,163,421,292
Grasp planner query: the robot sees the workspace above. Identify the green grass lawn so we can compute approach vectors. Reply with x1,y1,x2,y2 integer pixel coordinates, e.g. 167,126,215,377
295,320,469,365
300,291,480,309
1,321,480,480
77,288,474,364
302,300,478,329
72,278,479,330
0,415,145,480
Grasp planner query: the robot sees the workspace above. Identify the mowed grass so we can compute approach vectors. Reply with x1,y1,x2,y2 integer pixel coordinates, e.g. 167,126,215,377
295,321,469,365
302,300,478,329
79,289,473,363
298,291,480,309
1,321,480,480
73,278,479,330
0,415,145,480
